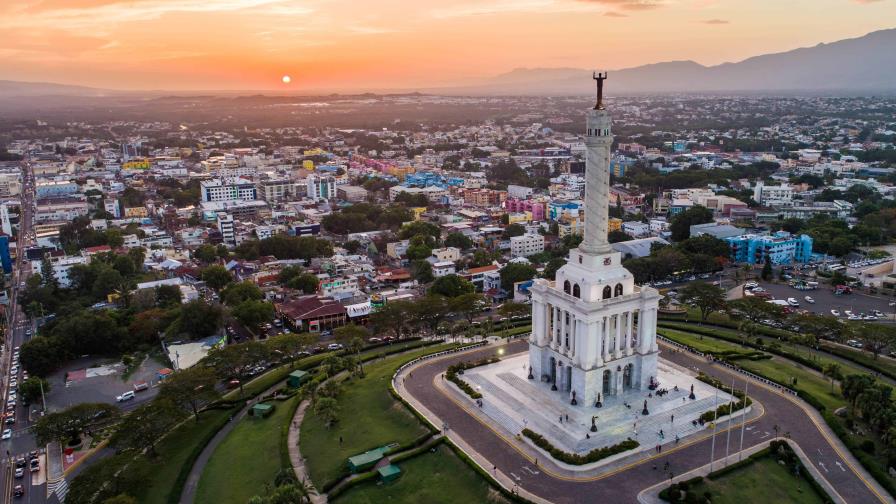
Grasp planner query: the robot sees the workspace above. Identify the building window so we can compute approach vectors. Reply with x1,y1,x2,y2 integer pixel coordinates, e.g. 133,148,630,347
602,286,612,299
563,280,571,294
615,283,623,296
572,284,580,298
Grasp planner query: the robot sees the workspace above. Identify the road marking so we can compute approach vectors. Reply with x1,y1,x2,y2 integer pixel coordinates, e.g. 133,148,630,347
523,466,540,475
510,472,521,481
836,461,846,472
819,461,829,473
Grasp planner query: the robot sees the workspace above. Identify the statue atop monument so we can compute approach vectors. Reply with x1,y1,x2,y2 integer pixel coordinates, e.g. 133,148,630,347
593,71,607,110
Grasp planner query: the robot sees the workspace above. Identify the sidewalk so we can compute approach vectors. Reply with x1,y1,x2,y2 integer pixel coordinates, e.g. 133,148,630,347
287,399,326,504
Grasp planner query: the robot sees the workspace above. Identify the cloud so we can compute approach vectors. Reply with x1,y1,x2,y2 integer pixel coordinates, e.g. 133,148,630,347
603,11,628,16
577,0,665,10
700,18,729,24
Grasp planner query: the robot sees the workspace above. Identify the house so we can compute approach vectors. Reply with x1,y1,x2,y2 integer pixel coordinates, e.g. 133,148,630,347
462,264,500,291
430,261,456,278
276,295,347,332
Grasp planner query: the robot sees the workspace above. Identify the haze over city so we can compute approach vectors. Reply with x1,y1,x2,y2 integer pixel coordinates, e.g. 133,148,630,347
3,0,896,91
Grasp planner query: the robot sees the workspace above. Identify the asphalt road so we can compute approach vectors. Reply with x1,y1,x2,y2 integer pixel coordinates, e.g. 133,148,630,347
1,164,53,504
403,340,890,504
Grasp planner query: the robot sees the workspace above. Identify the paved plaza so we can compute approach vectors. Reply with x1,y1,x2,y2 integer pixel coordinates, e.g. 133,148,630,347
462,354,735,458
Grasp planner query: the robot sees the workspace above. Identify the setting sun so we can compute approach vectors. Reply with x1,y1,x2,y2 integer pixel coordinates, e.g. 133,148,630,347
282,75,291,84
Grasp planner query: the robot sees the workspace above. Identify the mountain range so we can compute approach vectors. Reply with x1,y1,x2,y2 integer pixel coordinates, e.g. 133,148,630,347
2,28,895,98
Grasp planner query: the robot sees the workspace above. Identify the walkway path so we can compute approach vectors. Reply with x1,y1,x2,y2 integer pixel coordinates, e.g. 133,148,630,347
398,339,894,504
287,399,327,504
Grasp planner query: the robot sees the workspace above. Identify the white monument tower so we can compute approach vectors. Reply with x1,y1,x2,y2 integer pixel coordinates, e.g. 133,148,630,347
528,73,661,407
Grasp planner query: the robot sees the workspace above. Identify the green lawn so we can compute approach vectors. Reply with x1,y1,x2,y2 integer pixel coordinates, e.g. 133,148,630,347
196,395,301,504
333,445,507,504
301,344,457,487
686,456,827,504
658,328,747,355
132,408,235,504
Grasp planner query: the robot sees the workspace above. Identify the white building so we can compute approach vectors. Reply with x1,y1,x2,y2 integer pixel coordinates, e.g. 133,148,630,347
431,261,457,278
752,181,793,207
217,213,235,245
528,87,661,406
201,178,257,203
33,255,90,288
509,233,545,258
306,174,336,201
622,221,650,238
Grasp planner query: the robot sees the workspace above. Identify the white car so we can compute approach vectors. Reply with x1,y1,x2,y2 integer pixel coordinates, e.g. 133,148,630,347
744,282,759,289
848,315,862,321
116,391,136,402
787,298,799,307
2,429,11,440
831,309,841,316
804,296,815,304
752,287,765,293
845,310,854,317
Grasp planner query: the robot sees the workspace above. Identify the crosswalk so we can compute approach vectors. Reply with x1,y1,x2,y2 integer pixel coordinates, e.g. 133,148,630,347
47,477,68,503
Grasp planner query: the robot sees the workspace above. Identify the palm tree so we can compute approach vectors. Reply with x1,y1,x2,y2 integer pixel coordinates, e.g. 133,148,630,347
348,337,365,377
313,397,339,429
822,363,842,393
738,319,757,347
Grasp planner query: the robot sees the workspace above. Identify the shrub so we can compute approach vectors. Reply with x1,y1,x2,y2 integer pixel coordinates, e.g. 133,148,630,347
445,357,500,399
521,429,638,465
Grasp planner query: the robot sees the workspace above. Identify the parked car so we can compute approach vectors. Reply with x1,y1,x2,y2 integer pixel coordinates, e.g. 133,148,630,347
2,429,11,440
133,381,149,392
116,391,136,402
13,485,23,497
831,309,841,317
327,343,343,351
847,339,864,348
29,458,39,472
787,298,799,307
804,296,815,304
14,467,23,478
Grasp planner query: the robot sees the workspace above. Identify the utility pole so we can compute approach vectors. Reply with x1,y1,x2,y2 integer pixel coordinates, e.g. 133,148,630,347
724,377,735,466
738,381,749,462
709,387,718,472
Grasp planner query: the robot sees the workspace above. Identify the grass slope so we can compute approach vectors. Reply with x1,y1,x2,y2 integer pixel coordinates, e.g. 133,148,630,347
689,456,827,504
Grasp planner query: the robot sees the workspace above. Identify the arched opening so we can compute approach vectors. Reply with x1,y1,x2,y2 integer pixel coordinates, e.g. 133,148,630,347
614,283,623,297
623,363,634,390
602,286,612,299
602,370,612,394
563,280,571,294
572,284,580,298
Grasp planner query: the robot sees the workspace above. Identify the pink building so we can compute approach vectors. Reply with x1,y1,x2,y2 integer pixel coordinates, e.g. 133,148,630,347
504,198,546,221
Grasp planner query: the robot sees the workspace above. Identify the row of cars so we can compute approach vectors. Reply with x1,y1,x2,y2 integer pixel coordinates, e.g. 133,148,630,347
11,450,41,497
829,309,886,321
2,345,25,440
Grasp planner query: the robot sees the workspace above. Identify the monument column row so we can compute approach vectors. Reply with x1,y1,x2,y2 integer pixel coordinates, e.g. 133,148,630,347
531,299,656,369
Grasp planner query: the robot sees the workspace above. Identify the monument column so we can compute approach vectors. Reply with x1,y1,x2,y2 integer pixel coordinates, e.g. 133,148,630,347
626,311,634,355
579,72,614,256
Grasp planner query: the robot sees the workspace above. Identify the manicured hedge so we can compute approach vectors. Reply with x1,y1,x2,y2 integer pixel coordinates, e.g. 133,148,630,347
695,373,753,423
521,429,638,465
445,357,500,399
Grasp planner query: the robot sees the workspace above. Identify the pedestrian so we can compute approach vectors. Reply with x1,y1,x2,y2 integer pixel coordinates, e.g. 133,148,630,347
565,413,569,422
671,414,674,424
652,462,657,470
559,415,563,423
339,436,343,445
659,444,662,453
664,461,670,471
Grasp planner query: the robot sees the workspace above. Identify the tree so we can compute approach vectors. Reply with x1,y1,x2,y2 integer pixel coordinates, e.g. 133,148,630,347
429,274,474,297
499,302,530,319
499,263,537,292
450,292,485,323
542,257,566,280
369,300,414,338
669,205,714,241
206,341,270,394
398,221,440,241
193,244,218,263
502,223,526,239
728,296,783,323
156,284,183,307
823,363,843,393
232,300,275,333
158,366,220,422
413,296,451,335
607,230,633,243
201,264,233,291
678,282,726,323
266,332,315,362
410,260,434,283
110,399,184,456
444,232,473,250
861,323,896,360
334,324,368,345
761,255,773,281
221,281,263,306
313,397,339,429
40,254,59,290
406,242,432,261
33,403,120,446
18,377,50,405
168,300,222,340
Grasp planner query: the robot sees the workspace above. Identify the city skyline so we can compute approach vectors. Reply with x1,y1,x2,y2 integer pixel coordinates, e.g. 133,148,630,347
2,0,894,92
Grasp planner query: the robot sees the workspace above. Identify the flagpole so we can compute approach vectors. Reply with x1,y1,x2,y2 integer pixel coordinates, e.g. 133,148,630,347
738,380,749,462
724,377,735,466
709,387,718,472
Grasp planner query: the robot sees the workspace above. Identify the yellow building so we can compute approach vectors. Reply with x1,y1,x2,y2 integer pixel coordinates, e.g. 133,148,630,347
124,207,149,218
304,148,326,156
122,159,150,170
608,217,622,233
507,212,532,225
302,160,315,170
384,165,415,181
410,207,427,220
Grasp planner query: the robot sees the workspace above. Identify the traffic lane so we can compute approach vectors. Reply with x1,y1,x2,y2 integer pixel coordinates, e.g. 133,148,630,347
755,281,895,319
404,343,886,503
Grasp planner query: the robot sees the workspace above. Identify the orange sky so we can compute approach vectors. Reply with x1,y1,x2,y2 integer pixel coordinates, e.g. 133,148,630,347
1,0,894,91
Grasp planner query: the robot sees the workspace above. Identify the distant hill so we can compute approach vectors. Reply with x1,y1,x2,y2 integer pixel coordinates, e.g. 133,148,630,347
2,28,895,98
446,28,896,95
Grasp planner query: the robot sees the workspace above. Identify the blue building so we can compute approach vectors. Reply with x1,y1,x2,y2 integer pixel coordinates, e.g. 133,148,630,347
0,236,10,274
404,171,445,188
36,181,79,198
725,232,813,265
548,201,581,221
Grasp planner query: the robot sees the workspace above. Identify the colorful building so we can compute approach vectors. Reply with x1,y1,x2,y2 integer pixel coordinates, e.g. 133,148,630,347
122,158,151,170
504,198,546,221
725,232,813,265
